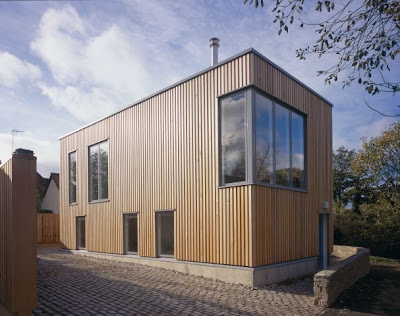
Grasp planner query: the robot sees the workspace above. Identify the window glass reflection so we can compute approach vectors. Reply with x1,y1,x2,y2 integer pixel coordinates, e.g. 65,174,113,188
292,112,305,188
89,140,108,201
219,88,306,190
69,152,77,204
275,104,290,186
255,93,273,184
220,91,247,184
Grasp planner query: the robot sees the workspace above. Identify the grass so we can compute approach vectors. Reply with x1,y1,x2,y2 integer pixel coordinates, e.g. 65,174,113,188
370,255,400,265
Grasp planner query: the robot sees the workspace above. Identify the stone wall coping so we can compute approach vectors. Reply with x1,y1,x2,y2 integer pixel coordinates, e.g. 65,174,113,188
314,245,370,307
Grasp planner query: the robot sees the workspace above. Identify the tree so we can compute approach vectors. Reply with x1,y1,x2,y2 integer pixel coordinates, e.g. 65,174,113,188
334,122,400,257
352,122,400,206
333,146,356,208
245,0,400,114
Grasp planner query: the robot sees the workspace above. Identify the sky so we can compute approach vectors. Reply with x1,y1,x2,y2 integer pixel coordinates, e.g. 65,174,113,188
0,0,399,177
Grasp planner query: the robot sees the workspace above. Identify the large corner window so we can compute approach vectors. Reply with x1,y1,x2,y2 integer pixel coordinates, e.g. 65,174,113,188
219,88,306,190
69,151,77,204
89,140,109,202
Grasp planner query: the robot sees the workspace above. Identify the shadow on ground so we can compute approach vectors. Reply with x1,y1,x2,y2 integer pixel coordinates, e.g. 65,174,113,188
331,263,400,315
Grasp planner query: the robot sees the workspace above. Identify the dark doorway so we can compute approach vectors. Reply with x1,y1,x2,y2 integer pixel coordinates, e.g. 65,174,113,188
156,211,174,257
76,216,86,250
124,214,138,254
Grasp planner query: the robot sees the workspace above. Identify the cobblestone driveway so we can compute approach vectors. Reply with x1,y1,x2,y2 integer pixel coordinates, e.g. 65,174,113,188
34,247,329,316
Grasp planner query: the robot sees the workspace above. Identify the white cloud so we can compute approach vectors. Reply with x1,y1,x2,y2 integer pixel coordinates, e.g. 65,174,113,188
38,83,120,122
0,52,41,88
31,5,154,122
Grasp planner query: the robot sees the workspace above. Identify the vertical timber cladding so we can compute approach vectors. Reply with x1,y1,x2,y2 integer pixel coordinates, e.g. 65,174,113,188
60,53,255,266
251,54,333,266
60,50,333,267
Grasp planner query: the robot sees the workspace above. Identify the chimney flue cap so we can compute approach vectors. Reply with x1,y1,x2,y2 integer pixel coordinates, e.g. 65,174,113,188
14,148,34,156
209,37,220,47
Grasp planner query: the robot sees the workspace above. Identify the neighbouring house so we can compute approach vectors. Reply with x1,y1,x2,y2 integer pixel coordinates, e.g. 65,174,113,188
41,173,60,214
59,40,333,286
37,172,60,214
37,172,49,212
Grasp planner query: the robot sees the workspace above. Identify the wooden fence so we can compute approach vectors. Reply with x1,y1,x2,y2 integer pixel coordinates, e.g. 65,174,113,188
37,214,60,244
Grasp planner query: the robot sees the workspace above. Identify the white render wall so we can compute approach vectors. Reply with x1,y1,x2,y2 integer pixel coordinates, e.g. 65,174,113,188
41,179,59,214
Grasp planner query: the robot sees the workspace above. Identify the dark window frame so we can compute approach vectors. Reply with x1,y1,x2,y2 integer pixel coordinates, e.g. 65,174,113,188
155,210,175,258
124,213,138,255
76,216,86,250
88,139,109,203
218,89,253,187
68,150,77,204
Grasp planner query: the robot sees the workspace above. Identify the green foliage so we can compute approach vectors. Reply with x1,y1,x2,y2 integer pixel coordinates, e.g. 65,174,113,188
352,123,400,206
371,255,400,264
334,122,400,258
245,0,400,111
335,199,400,258
333,146,356,208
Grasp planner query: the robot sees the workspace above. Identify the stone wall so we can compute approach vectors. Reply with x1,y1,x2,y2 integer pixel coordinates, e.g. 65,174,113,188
314,245,370,307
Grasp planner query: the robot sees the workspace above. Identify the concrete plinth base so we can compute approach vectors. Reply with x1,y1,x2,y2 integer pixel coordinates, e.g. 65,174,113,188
70,250,318,287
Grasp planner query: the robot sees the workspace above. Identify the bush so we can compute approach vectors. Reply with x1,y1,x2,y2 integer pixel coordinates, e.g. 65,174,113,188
334,200,400,259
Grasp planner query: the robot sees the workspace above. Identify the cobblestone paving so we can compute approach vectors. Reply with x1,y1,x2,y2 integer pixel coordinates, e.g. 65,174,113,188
34,247,329,316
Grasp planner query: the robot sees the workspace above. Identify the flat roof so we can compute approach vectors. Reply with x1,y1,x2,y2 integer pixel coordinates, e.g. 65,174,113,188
60,48,333,139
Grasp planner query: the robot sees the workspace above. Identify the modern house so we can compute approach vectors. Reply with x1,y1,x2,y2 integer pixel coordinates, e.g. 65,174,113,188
41,173,60,214
59,40,333,286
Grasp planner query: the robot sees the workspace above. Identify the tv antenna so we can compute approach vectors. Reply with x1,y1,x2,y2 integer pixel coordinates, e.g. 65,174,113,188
11,129,24,154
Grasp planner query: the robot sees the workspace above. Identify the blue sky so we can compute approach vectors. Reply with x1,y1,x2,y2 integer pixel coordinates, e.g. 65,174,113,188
0,0,398,176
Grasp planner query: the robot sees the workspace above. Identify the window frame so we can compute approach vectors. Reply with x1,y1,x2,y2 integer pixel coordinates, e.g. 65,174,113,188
88,139,110,203
218,89,253,187
155,209,175,258
68,150,77,205
123,213,139,255
218,85,307,192
76,216,86,250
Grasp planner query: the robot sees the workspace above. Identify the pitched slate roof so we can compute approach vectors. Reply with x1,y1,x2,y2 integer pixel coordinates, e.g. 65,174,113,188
50,173,59,189
37,172,49,198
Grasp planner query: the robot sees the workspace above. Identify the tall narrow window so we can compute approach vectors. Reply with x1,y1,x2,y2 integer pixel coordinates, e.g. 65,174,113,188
156,211,174,257
220,91,247,185
69,151,77,204
89,140,109,202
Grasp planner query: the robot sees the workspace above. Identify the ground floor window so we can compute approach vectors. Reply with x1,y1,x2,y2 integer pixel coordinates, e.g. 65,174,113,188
156,211,174,257
76,216,86,250
124,213,138,254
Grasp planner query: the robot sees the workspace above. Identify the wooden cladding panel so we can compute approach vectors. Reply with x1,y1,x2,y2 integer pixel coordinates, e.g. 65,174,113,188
251,54,333,266
60,54,254,266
